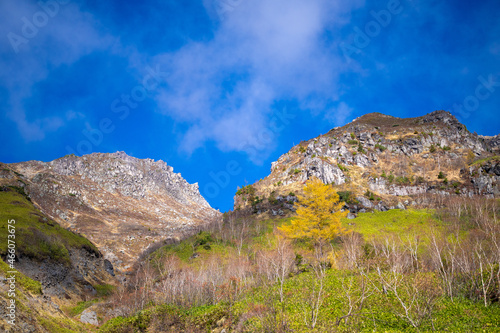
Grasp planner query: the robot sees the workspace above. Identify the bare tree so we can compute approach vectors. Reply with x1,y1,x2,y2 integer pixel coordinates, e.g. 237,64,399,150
303,243,328,330
335,268,372,327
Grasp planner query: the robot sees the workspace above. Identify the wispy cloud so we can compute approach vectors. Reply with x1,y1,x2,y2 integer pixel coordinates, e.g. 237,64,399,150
325,102,354,127
153,0,364,161
0,0,116,141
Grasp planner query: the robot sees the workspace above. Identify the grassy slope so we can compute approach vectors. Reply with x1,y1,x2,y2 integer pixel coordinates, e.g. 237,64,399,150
0,187,102,332
343,209,439,240
100,209,500,332
0,187,99,264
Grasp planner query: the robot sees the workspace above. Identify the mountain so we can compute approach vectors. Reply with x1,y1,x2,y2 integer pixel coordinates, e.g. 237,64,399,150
0,185,116,331
2,152,220,274
234,110,500,215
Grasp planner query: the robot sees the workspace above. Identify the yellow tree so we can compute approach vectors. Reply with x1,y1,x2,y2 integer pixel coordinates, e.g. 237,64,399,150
279,177,347,246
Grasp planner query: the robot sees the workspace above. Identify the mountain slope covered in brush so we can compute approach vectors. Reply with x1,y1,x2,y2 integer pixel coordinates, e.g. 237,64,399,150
234,111,499,215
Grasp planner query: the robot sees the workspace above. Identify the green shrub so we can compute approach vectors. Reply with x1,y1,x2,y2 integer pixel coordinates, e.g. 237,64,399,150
94,284,116,297
337,164,348,172
395,176,410,185
194,231,213,247
0,259,42,295
236,185,255,196
387,174,395,183
337,191,352,204
268,193,279,205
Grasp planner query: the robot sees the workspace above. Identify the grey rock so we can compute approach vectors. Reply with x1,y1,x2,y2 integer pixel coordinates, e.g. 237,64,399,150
104,259,115,277
47,151,211,208
396,202,406,210
303,158,346,185
80,309,99,326
356,196,374,208
347,213,356,219
375,202,389,212
271,209,285,216
354,154,371,168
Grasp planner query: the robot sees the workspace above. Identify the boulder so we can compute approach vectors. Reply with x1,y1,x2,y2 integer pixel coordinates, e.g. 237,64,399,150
375,202,389,212
304,158,346,185
80,309,99,326
356,196,374,209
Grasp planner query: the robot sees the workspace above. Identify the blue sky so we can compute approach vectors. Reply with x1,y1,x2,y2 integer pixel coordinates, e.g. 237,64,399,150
0,0,499,211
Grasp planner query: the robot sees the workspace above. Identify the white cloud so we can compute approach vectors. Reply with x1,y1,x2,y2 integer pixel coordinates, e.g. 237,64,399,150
324,102,354,127
155,0,363,161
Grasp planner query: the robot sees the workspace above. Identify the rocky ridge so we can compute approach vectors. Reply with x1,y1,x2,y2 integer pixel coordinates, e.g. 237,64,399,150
4,152,220,273
234,111,500,215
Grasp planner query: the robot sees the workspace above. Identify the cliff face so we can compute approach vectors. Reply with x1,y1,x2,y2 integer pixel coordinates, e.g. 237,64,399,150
234,111,500,214
6,152,220,273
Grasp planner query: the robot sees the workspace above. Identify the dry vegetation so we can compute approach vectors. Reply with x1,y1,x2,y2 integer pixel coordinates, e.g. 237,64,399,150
98,194,500,332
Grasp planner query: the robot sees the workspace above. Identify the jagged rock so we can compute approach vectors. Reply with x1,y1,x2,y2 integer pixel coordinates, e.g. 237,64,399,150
271,209,285,216
304,158,345,185
397,202,406,210
104,259,115,277
356,196,374,209
375,202,389,212
388,185,427,196
7,152,221,273
347,213,356,219
234,110,499,212
354,154,370,167
80,309,99,326
369,178,387,194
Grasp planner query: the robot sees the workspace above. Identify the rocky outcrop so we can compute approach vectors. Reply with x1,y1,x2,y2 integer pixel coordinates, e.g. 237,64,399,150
46,151,209,207
234,110,499,212
80,309,99,325
469,159,500,197
15,247,112,299
302,157,346,185
6,152,221,273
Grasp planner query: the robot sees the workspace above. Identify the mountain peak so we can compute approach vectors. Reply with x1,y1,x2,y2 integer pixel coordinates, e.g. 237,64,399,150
235,110,499,212
6,153,220,273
